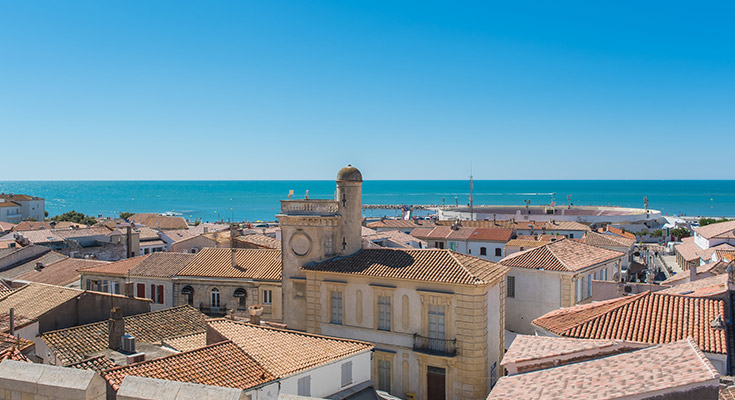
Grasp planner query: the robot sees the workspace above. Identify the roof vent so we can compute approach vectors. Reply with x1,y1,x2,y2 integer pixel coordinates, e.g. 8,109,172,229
34,262,44,271
122,334,136,353
710,314,725,329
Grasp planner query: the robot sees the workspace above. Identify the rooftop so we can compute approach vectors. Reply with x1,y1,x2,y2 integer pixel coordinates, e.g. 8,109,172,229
303,248,509,285
502,335,646,367
176,248,281,280
658,274,731,298
78,254,151,276
0,283,84,327
101,341,276,391
41,305,208,365
695,220,735,240
235,234,282,250
488,338,719,400
579,230,636,248
15,257,109,286
208,319,374,378
128,213,188,230
532,291,728,354
500,238,624,272
161,332,207,352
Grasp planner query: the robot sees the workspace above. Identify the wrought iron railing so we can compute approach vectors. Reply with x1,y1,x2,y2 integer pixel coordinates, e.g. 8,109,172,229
413,333,457,356
199,306,227,317
280,200,340,215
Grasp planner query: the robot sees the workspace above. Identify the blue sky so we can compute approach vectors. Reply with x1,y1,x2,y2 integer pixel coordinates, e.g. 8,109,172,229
2,1,734,180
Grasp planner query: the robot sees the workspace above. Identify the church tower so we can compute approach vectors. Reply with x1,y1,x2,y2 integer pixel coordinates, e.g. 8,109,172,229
278,165,363,330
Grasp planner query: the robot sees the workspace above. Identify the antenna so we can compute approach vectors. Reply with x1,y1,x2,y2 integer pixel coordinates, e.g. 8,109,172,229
469,164,474,222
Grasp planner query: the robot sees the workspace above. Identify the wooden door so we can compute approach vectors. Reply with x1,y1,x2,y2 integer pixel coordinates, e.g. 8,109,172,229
427,366,445,400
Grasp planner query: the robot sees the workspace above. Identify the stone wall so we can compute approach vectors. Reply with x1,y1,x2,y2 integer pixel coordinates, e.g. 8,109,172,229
0,360,106,400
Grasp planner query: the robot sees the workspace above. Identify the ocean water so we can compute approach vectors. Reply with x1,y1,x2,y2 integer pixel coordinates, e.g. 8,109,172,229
0,180,734,222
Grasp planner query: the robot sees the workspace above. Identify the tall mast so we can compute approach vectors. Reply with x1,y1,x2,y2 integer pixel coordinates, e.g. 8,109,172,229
469,165,474,221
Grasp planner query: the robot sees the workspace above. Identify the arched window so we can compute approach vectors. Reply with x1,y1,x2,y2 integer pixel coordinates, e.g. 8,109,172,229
181,286,194,306
234,288,247,310
211,288,221,309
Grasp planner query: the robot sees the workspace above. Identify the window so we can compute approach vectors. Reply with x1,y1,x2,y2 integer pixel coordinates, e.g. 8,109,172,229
449,242,457,251
157,285,164,304
576,277,582,303
495,248,502,257
569,233,574,239
181,286,194,306
325,236,334,256
330,291,343,324
480,247,487,256
86,279,92,290
263,289,273,304
377,360,391,392
234,288,247,310
586,274,592,298
297,376,311,396
137,283,145,298
506,276,515,298
435,241,444,249
593,271,598,280
605,268,609,281
378,295,391,331
211,288,221,309
150,284,156,301
428,304,446,352
341,361,353,387
102,280,109,293
111,281,120,295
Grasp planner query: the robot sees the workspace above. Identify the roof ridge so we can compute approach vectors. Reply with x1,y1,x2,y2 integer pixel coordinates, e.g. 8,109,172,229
446,250,481,283
554,292,650,334
544,240,572,271
209,319,374,347
43,305,198,337
685,337,720,379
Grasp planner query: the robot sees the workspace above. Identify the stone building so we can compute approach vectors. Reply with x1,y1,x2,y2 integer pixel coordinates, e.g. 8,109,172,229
278,166,508,400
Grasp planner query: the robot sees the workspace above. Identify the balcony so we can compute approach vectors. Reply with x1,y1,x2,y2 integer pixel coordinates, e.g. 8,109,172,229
199,306,227,317
413,333,457,357
280,200,339,216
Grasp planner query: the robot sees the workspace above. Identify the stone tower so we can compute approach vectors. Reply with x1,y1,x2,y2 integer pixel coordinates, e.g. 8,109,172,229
278,165,363,331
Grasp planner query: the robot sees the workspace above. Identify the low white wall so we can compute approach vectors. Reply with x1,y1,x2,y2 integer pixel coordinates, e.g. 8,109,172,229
279,351,371,398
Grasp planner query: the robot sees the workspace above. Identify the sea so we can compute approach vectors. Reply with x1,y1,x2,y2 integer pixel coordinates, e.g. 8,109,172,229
0,180,734,223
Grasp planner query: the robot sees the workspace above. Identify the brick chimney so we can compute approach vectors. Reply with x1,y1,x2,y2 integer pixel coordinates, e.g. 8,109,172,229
690,265,698,282
248,304,264,326
108,307,124,350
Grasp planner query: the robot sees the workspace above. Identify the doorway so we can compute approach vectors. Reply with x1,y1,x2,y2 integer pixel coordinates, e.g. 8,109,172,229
427,366,445,400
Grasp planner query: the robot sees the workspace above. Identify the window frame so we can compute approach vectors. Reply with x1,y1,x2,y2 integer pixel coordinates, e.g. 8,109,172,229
506,275,516,298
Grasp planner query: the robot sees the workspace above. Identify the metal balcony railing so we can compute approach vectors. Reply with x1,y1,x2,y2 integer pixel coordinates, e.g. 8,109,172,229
413,333,457,356
280,200,339,216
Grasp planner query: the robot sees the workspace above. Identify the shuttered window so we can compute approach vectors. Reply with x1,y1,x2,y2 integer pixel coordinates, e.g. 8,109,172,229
297,376,311,396
341,361,353,387
506,276,515,298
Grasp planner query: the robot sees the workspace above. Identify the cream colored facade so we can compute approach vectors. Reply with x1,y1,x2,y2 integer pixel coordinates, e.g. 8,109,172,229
172,277,282,321
278,167,507,400
304,271,505,400
505,258,622,335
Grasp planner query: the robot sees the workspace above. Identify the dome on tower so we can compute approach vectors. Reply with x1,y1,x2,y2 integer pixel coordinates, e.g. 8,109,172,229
337,165,363,182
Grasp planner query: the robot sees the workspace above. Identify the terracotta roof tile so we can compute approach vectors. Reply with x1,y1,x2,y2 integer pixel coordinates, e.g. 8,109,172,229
79,254,151,276
68,355,117,373
208,319,373,378
436,219,591,232
488,338,719,400
658,274,730,298
695,220,735,240
129,252,195,278
15,258,108,286
129,214,188,230
176,248,281,280
303,249,508,285
603,226,637,240
235,234,282,250
366,219,436,229
502,335,645,366
500,238,624,272
0,251,68,279
504,239,551,249
533,292,728,354
161,332,207,352
0,346,31,362
580,231,635,248
0,331,34,355
41,305,208,365
101,341,276,390
0,283,83,323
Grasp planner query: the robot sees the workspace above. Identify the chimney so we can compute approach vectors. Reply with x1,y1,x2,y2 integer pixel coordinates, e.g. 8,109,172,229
125,282,135,297
690,265,698,282
108,307,124,350
9,308,14,336
203,226,208,234
248,304,264,326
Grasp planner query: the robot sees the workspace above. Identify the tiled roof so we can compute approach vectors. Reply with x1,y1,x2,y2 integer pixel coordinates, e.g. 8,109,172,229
676,238,704,261
208,319,373,378
0,346,31,362
603,226,637,240
78,254,151,276
467,228,514,242
162,332,207,352
0,202,19,208
129,252,195,278
41,305,208,365
161,229,196,243
133,226,161,241
15,258,108,286
363,228,426,249
435,219,591,232
411,227,513,242
658,274,730,298
68,355,117,373
717,251,735,262
504,239,551,249
502,335,645,366
488,338,719,400
500,238,624,272
176,248,282,280
13,229,64,243
722,386,735,400
661,260,731,285
235,234,282,250
187,223,230,235
695,220,735,240
0,222,16,232
0,194,42,202
129,214,188,230
532,291,728,354
0,251,68,279
0,313,34,333
366,219,436,229
0,331,34,355
0,282,83,324
102,341,276,390
53,226,114,240
580,231,635,248
303,248,508,285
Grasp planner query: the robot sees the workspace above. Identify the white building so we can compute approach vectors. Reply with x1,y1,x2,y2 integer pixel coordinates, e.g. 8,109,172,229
411,226,514,262
0,194,45,222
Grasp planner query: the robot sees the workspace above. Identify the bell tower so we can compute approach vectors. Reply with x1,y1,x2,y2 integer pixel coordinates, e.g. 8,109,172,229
278,165,363,331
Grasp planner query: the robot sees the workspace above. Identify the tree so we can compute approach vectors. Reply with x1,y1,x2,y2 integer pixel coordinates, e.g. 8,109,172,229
652,229,663,237
670,227,691,240
44,211,49,218
51,210,97,225
119,212,134,220
699,217,732,227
